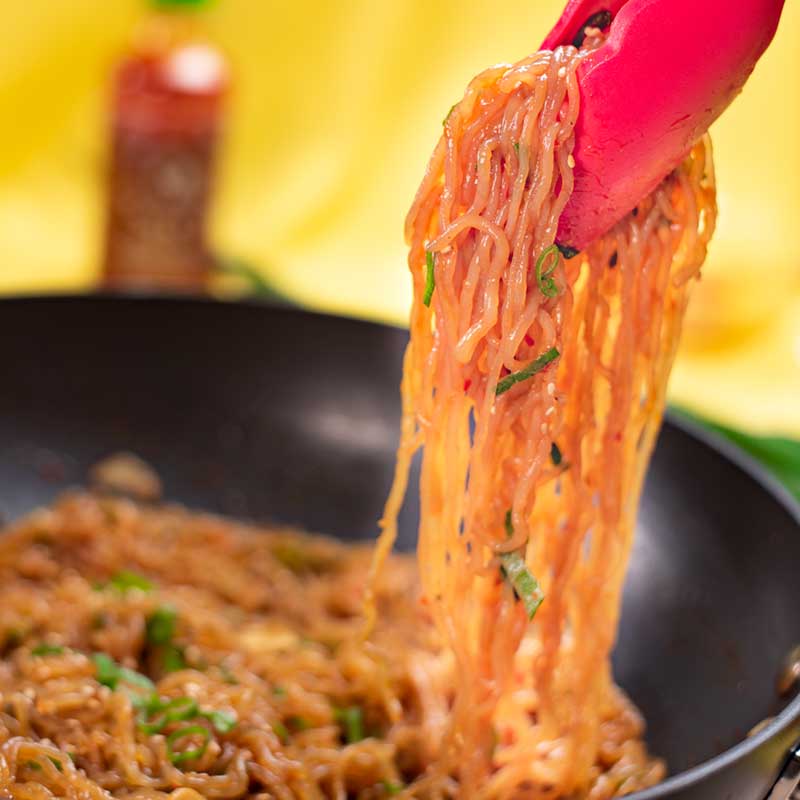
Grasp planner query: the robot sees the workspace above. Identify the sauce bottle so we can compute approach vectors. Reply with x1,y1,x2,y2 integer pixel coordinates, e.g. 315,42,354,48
102,0,228,291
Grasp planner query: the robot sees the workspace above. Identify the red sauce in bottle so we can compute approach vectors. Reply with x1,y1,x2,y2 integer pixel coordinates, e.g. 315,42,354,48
102,5,228,291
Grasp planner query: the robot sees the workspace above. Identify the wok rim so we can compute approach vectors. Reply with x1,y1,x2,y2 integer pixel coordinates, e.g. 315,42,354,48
3,291,800,797
630,410,800,799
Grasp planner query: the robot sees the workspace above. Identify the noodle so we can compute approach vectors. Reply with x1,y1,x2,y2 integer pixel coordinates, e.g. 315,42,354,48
0,493,447,800
369,40,716,799
0,35,716,800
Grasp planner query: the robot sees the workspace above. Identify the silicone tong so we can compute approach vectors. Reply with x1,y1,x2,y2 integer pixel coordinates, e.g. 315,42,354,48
543,0,786,253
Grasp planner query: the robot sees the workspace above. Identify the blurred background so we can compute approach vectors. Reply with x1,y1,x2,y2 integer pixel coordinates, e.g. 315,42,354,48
1,0,799,485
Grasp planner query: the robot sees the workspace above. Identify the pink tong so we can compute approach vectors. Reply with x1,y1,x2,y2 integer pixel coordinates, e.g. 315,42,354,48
543,0,786,253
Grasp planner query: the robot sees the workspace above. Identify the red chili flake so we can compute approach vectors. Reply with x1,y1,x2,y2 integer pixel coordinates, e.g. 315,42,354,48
463,379,472,392
524,334,534,347
502,727,517,746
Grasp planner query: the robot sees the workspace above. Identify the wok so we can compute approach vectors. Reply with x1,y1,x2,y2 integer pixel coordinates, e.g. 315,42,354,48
1,294,799,800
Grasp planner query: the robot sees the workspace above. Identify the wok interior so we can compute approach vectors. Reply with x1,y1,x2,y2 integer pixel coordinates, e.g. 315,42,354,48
1,296,799,780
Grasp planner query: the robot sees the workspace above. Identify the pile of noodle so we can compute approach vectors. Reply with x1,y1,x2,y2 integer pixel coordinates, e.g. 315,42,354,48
0,492,447,800
369,39,716,800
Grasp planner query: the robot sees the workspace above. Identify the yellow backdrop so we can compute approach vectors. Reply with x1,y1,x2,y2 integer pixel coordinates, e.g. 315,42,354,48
1,0,799,433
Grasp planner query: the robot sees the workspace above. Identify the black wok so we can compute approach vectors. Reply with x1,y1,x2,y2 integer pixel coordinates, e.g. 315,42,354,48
1,294,799,800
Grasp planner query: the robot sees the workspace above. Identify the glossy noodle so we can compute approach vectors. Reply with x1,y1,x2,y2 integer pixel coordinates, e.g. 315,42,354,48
369,40,716,798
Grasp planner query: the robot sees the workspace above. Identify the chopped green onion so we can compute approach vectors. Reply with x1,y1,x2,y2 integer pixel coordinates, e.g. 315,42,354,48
500,552,544,620
108,570,153,594
499,509,544,619
137,696,199,734
23,757,62,772
91,653,154,693
146,606,177,646
495,347,559,396
550,442,563,466
442,103,457,126
201,709,237,734
288,716,310,732
162,645,186,673
166,725,211,765
31,643,65,657
273,720,289,743
381,780,405,795
272,685,287,697
423,251,436,307
513,142,520,155
556,243,579,259
535,245,561,298
334,706,365,744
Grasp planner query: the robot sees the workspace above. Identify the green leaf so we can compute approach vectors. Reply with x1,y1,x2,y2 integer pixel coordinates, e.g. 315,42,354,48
334,706,365,743
495,348,560,396
423,251,436,307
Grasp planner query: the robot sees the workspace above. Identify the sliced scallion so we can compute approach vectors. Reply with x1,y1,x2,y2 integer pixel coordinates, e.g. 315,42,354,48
495,347,559,396
166,725,211,765
145,606,177,646
273,720,289,744
108,571,153,594
31,643,65,657
334,706,365,744
500,551,544,620
202,709,237,734
423,251,436,307
535,245,561,298
499,513,544,619
91,653,154,693
504,509,514,539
